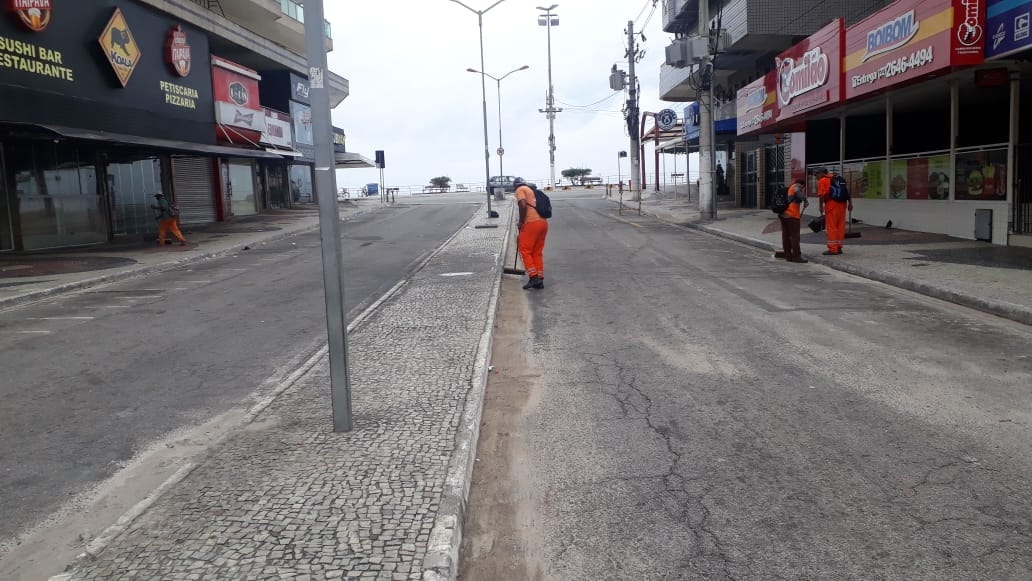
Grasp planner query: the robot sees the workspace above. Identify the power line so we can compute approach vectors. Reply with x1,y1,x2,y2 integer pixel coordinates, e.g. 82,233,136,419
557,93,619,109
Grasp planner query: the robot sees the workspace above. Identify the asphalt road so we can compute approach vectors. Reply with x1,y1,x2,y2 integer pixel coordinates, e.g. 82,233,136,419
0,201,475,554
462,194,1032,580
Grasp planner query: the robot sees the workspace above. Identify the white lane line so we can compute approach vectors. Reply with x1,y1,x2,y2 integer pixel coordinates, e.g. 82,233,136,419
28,317,96,320
181,280,212,284
17,330,52,334
117,295,163,300
87,305,131,309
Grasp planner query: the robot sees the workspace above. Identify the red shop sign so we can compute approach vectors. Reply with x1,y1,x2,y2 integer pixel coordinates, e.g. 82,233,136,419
844,0,984,100
211,55,266,134
775,19,844,124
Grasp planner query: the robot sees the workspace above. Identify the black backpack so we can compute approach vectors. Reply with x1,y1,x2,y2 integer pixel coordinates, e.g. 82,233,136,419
829,174,850,202
770,186,790,215
528,186,552,219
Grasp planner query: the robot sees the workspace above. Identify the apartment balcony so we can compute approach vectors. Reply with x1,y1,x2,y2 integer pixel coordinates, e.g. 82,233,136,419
189,0,333,55
660,63,696,102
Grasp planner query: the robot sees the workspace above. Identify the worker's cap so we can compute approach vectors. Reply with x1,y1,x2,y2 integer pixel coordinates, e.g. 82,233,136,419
153,193,165,197
815,167,829,175
513,177,526,186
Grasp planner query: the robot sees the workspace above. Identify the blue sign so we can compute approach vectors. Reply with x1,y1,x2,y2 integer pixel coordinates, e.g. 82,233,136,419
987,0,1032,59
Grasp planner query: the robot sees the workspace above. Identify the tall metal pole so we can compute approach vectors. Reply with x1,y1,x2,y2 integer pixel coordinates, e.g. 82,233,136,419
304,0,352,432
698,0,715,219
545,11,556,189
627,20,641,201
477,14,493,214
537,5,560,190
448,0,508,212
496,77,505,176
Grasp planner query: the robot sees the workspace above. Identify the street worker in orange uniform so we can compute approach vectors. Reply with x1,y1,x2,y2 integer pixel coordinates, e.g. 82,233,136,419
779,179,809,263
816,167,852,255
150,193,187,246
514,177,548,290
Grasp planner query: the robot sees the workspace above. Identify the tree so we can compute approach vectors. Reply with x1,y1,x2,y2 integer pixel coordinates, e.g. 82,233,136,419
562,168,593,185
430,176,452,189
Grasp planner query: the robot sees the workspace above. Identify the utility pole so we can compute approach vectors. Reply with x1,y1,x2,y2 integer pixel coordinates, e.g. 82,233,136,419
626,20,641,202
698,0,716,219
304,0,352,432
537,5,560,189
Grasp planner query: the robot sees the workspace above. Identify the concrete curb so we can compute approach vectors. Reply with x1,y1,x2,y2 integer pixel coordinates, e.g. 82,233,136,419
637,205,1032,327
0,205,375,311
422,201,512,581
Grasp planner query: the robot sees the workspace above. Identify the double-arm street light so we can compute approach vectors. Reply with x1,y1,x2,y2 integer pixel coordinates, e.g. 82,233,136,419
466,65,529,177
537,4,559,190
447,0,509,215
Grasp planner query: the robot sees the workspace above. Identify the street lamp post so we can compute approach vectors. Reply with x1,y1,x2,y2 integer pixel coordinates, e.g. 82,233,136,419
537,4,560,190
447,0,509,216
467,65,529,178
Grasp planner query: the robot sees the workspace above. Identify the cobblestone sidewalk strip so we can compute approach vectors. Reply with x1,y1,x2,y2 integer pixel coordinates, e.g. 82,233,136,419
62,204,512,581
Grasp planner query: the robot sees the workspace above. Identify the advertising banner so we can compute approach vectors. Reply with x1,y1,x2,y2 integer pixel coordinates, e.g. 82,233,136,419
736,73,776,136
844,0,985,100
0,1,215,142
955,149,1007,200
261,108,293,148
212,55,265,133
775,20,844,124
333,127,347,153
290,72,310,104
986,0,1032,58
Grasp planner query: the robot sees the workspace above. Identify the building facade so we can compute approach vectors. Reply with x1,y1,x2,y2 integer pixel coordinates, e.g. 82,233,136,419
664,0,1032,246
0,0,349,251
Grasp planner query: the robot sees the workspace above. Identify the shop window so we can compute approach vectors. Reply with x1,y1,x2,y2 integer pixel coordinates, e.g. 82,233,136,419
108,158,162,236
8,141,106,250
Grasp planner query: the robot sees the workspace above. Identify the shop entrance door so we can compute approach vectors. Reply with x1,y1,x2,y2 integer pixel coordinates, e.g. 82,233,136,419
1015,144,1032,235
764,144,786,209
226,160,258,217
742,150,759,208
106,158,162,237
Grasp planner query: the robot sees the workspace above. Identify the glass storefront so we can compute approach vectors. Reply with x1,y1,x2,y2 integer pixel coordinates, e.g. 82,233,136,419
5,141,107,250
289,164,313,204
0,145,12,251
227,160,258,217
107,158,163,236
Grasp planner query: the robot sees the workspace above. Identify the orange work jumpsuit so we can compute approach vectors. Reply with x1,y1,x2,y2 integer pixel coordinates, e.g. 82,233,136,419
515,185,549,279
818,174,847,253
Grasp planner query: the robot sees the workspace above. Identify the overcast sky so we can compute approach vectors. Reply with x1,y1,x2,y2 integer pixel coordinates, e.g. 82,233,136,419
326,0,679,192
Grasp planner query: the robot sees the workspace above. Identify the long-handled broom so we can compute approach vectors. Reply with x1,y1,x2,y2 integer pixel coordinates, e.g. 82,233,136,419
503,233,525,275
845,209,862,239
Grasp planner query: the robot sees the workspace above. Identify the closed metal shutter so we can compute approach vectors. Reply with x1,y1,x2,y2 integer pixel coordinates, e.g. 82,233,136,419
171,157,217,225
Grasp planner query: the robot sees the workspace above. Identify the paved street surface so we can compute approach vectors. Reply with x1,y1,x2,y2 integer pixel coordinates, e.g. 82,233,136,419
462,194,1032,580
0,199,478,580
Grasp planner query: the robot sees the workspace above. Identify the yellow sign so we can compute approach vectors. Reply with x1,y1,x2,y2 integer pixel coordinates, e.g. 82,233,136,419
0,34,73,81
98,8,140,87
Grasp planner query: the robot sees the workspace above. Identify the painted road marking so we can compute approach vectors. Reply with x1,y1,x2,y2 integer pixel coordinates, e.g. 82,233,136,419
28,317,96,320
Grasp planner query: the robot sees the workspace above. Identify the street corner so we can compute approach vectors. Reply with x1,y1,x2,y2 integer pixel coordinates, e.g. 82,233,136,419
0,255,138,278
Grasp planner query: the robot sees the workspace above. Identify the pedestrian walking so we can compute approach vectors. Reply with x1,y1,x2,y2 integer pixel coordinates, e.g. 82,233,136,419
514,177,548,290
150,193,187,246
779,179,809,263
816,167,852,255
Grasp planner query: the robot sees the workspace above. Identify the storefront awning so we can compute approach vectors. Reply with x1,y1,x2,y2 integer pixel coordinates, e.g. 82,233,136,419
7,123,284,159
335,152,377,169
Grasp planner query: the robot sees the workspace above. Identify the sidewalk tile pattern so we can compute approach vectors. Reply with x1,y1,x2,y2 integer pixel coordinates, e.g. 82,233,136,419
66,207,509,580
